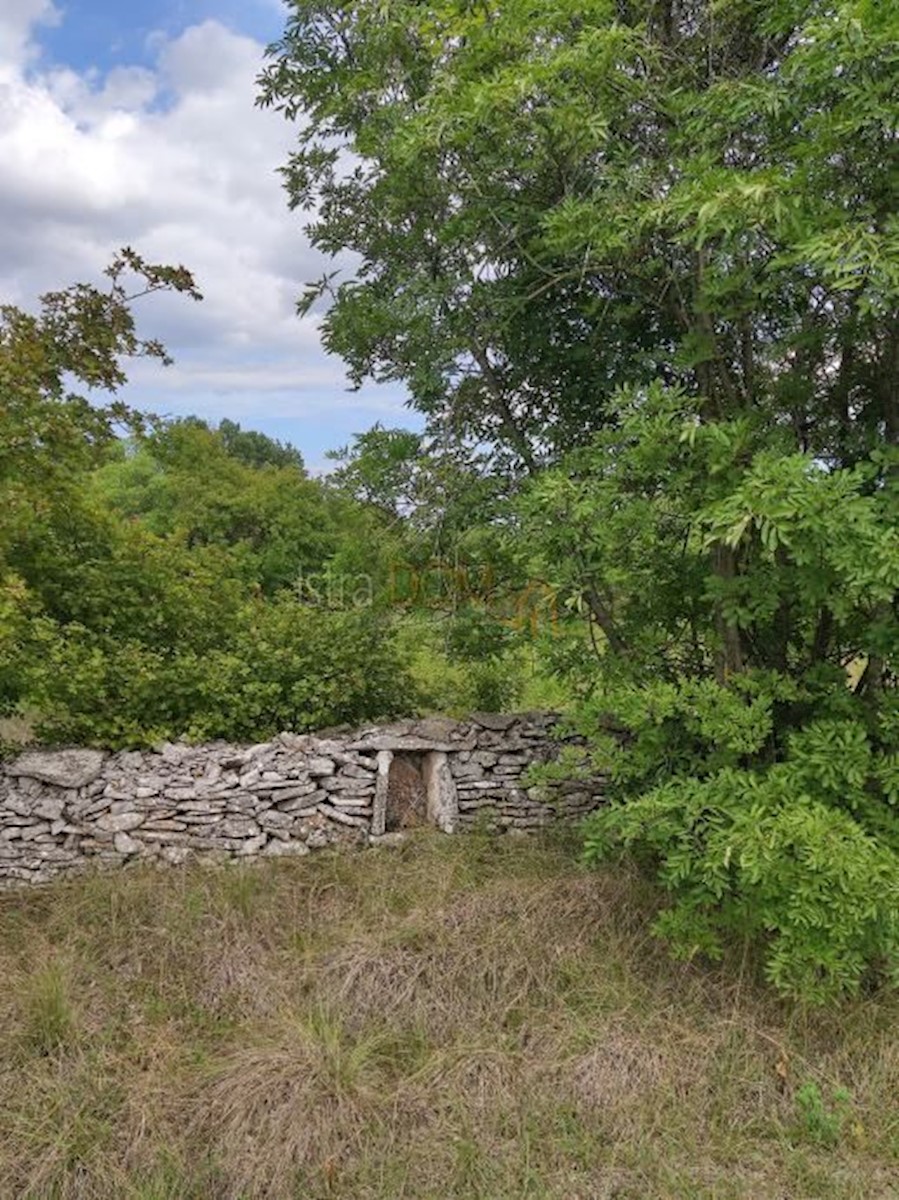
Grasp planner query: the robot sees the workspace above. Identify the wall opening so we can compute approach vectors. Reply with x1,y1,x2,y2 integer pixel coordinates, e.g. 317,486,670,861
385,753,427,831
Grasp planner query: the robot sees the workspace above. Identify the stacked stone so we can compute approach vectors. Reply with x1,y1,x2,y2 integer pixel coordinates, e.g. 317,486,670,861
450,713,603,832
0,713,607,887
0,735,380,886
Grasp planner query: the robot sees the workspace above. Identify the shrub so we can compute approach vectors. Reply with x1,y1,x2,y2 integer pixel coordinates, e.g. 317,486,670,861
19,600,414,747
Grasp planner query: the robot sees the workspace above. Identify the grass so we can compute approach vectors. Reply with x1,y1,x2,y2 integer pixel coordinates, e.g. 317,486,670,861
0,831,897,1198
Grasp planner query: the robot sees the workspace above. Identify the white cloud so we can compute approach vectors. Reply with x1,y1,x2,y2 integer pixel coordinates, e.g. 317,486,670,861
0,9,410,460
0,0,60,66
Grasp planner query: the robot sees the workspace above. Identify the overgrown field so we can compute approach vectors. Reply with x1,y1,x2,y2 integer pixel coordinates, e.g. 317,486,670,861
0,833,897,1199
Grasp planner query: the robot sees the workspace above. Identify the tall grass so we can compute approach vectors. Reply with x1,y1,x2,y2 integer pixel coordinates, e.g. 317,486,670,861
0,832,896,1197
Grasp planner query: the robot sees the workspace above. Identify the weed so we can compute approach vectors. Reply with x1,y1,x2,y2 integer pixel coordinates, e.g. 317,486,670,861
794,1080,853,1147
21,960,76,1056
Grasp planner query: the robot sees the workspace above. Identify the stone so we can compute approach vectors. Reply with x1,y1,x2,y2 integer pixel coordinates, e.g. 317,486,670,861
33,796,66,822
178,801,227,814
370,749,393,837
161,846,190,866
368,832,407,848
470,713,519,731
102,788,135,802
5,797,35,818
322,776,372,795
244,742,274,761
319,805,369,829
96,811,145,834
348,734,459,753
20,823,50,841
0,712,605,886
258,810,295,830
413,717,461,741
276,732,309,750
8,749,106,789
157,742,189,765
166,786,198,801
220,817,261,839
422,751,458,834
336,763,376,780
113,832,142,856
268,782,316,802
262,839,310,858
275,793,325,814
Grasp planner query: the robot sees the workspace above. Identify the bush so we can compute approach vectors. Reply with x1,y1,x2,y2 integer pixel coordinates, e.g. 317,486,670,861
19,600,414,747
527,388,899,1002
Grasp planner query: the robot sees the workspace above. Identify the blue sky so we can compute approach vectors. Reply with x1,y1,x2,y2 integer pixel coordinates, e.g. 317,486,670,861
0,0,415,470
40,1,281,71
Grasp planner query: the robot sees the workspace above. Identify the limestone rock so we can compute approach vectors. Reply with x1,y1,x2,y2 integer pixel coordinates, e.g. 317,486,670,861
114,832,142,856
8,749,106,789
263,839,310,858
220,817,261,839
348,733,459,753
368,831,407,848
33,796,66,822
0,712,604,886
470,713,519,731
96,811,145,834
161,846,190,866
422,751,458,834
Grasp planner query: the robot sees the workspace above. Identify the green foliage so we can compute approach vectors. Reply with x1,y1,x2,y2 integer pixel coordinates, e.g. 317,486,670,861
327,424,423,517
0,248,200,531
398,614,527,718
21,602,412,747
262,0,899,1001
93,419,347,595
22,961,76,1056
217,418,304,471
536,385,899,1001
794,1082,853,1148
583,758,899,1002
1,262,415,748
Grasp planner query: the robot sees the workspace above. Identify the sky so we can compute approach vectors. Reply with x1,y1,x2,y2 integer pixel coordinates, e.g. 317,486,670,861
0,0,415,470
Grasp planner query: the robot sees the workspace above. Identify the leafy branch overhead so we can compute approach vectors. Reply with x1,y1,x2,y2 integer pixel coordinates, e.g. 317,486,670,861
1,248,201,492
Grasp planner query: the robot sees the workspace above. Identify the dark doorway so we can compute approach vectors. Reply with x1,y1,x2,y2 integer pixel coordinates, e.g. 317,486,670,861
385,754,427,831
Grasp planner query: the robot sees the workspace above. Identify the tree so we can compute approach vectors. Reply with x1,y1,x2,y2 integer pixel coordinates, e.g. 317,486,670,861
326,424,424,518
0,257,418,747
1,251,202,720
95,418,334,593
1,248,200,504
263,1,899,999
218,418,305,472
258,0,670,470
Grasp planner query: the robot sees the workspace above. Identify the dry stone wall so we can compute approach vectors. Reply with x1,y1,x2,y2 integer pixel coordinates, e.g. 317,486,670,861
0,713,606,886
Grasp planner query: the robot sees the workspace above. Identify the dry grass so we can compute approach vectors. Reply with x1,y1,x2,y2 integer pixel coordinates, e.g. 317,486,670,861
0,714,34,747
0,831,897,1198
